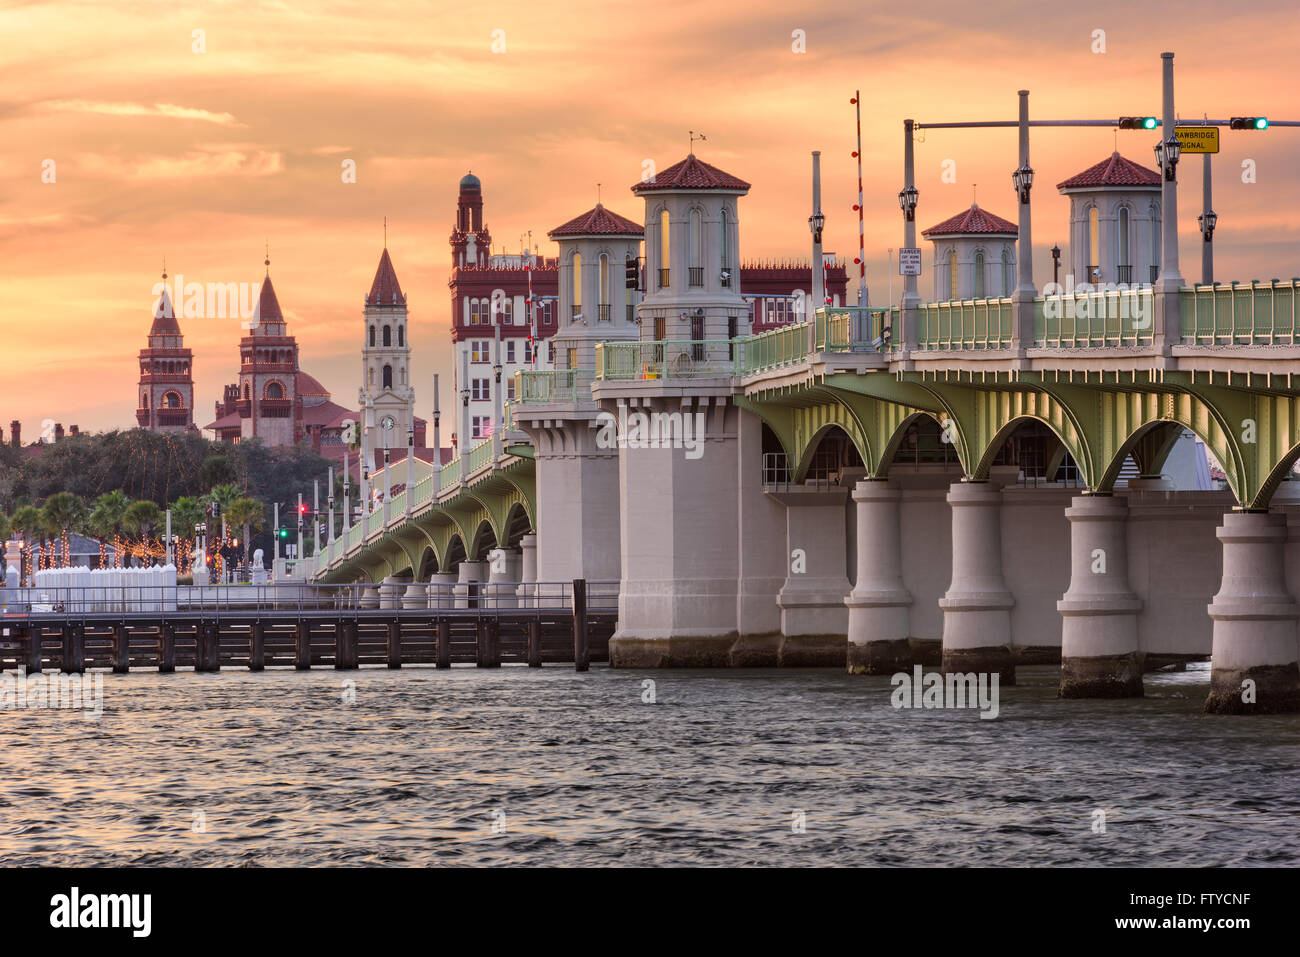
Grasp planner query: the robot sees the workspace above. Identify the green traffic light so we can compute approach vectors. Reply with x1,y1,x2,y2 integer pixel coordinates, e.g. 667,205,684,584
1254,117,1269,130
1142,117,1158,130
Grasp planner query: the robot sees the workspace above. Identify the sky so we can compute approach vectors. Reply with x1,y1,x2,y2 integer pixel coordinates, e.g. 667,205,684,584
1,0,1298,436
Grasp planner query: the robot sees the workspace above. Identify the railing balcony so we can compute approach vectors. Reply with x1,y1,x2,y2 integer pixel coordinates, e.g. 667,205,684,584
626,304,636,322
1180,279,1299,345
467,438,495,474
688,267,704,287
515,369,595,403
658,268,670,288
596,339,740,380
1034,287,1155,347
916,297,1014,350
439,462,460,491
570,304,582,319
598,304,610,322
1117,264,1133,284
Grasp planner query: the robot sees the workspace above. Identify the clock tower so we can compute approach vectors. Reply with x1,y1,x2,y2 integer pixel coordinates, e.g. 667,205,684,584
360,244,415,454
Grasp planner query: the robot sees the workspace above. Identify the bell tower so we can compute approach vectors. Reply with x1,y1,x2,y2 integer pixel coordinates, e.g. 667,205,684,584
137,266,195,433
360,244,414,453
449,172,491,268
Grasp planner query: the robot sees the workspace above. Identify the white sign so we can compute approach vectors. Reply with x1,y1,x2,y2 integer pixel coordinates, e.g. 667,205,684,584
898,247,922,276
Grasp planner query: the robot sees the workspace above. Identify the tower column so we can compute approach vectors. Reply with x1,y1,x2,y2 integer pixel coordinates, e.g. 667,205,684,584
454,561,486,610
846,480,914,674
1206,511,1300,713
939,480,1016,683
771,485,850,667
1057,494,1143,697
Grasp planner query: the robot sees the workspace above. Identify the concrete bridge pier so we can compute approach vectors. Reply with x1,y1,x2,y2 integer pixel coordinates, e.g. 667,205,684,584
940,479,1016,684
846,480,914,674
730,409,787,666
486,550,521,609
378,576,404,610
401,579,428,609
1206,511,1300,713
359,583,381,609
454,561,486,609
771,485,850,666
428,571,457,609
515,534,537,608
1057,494,1143,697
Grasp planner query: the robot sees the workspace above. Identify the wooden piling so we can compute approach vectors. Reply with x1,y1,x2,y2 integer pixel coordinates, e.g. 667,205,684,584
249,623,264,672
196,623,220,673
572,578,589,672
25,626,42,674
527,619,542,668
61,624,84,674
336,621,358,670
386,621,401,669
477,616,500,668
159,624,176,673
435,620,450,669
295,621,312,670
112,624,130,673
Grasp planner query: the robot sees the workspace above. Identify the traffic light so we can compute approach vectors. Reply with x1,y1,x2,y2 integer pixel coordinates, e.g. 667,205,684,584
625,257,640,291
1118,116,1158,130
277,528,289,540
1229,117,1268,130
298,503,308,515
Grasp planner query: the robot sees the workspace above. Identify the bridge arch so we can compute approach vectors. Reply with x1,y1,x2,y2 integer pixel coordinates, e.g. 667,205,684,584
793,422,867,483
971,412,1092,485
417,546,438,579
875,411,954,476
1251,442,1300,509
443,534,467,570
501,501,533,548
468,519,498,561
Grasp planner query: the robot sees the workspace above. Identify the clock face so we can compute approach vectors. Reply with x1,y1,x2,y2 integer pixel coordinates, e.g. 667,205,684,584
381,415,395,431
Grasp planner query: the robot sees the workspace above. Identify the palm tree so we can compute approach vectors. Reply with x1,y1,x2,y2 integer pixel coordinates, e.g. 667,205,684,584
9,505,41,582
87,490,131,567
169,495,204,569
225,497,263,569
41,492,86,567
0,513,10,544
123,500,163,564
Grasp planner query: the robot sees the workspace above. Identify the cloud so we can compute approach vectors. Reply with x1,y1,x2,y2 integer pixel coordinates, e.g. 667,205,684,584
77,150,284,179
40,100,240,126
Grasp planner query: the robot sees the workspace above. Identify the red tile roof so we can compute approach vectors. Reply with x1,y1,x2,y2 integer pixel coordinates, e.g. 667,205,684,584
548,204,644,238
631,153,751,193
922,203,1018,238
254,274,283,321
205,410,241,431
296,371,331,398
1057,152,1161,190
366,248,406,305
149,286,182,336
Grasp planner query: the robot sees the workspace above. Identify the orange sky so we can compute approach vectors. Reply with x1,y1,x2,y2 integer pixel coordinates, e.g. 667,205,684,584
2,0,1298,435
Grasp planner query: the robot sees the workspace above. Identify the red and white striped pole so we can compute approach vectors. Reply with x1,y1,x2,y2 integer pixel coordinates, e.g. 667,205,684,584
852,90,868,308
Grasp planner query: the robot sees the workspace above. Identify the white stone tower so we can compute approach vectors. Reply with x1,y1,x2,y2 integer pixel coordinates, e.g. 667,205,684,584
1056,152,1162,287
359,246,414,453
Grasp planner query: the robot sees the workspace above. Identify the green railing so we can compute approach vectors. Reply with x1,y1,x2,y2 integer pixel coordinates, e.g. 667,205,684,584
596,339,742,380
1180,280,1300,345
439,461,459,491
916,297,1014,350
411,473,434,507
516,369,594,403
467,438,494,474
743,323,809,373
1034,287,1155,347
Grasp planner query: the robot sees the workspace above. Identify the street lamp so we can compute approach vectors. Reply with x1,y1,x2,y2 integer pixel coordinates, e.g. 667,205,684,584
808,210,825,243
1012,164,1034,204
1051,244,1061,285
897,185,918,222
1154,136,1181,181
1198,209,1218,241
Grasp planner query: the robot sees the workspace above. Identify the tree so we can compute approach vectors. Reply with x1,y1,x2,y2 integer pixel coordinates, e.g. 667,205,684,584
225,497,264,568
41,492,86,567
169,496,205,541
123,500,163,562
0,512,9,543
87,490,131,567
9,505,42,580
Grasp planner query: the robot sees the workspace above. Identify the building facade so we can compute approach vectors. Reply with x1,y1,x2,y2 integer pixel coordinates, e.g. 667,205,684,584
136,275,196,433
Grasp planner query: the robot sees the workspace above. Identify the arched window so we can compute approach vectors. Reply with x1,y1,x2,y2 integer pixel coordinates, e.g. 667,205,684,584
720,206,730,268
141,393,149,408
948,250,959,300
162,391,182,409
688,208,703,286
598,254,609,320
1088,207,1100,281
974,250,986,299
382,365,393,389
397,325,404,347
369,325,375,347
1118,207,1131,281
571,253,582,318
383,325,391,347
1150,204,1160,282
265,381,284,400
658,208,670,287
1001,248,1013,295
243,382,251,400
368,367,374,386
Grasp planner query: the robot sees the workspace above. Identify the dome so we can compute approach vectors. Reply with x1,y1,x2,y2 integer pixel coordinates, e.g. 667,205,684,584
459,171,481,190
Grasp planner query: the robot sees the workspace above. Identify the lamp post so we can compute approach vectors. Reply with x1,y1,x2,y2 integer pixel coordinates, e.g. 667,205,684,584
1051,244,1061,287
382,417,392,527
1010,89,1036,349
1198,153,1216,285
810,150,826,325
405,422,414,516
1155,51,1183,348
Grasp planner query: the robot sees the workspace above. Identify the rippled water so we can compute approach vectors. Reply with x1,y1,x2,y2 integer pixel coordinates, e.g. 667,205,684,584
1,662,1297,866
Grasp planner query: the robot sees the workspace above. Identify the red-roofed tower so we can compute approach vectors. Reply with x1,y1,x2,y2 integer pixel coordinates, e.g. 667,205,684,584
237,257,299,446
137,268,196,433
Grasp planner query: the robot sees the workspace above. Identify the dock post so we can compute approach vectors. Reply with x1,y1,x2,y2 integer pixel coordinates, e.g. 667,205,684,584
336,621,358,670
25,626,42,674
61,625,84,674
249,623,264,672
112,624,130,673
159,624,176,674
386,620,401,669
196,622,220,673
296,621,312,670
527,619,541,668
435,619,450,669
479,617,500,668
573,578,589,672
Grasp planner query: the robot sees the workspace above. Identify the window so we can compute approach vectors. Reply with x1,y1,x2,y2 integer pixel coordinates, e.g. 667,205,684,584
974,250,985,299
398,325,405,347
1088,207,1100,280
658,208,670,287
1002,249,1013,295
542,301,554,325
141,392,149,408
472,378,490,401
163,391,182,409
689,208,703,286
382,364,392,389
470,299,482,324
506,341,516,363
524,340,533,363
1118,207,1131,282
567,347,577,369
369,325,375,347
383,325,391,347
948,250,959,300
572,253,582,315
507,379,516,401
471,340,489,363
265,381,284,400
721,207,730,271
499,299,512,324
599,254,610,320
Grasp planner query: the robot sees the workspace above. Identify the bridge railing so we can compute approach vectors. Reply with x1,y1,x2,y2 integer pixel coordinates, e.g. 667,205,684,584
467,437,495,474
1180,280,1300,345
916,297,1014,349
515,368,595,403
411,473,435,507
439,459,460,491
744,322,809,372
812,305,894,352
596,339,741,380
1035,287,1155,347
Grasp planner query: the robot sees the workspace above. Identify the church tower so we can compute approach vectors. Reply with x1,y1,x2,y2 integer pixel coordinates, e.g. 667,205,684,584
238,257,299,446
360,245,414,452
449,172,492,268
137,268,195,433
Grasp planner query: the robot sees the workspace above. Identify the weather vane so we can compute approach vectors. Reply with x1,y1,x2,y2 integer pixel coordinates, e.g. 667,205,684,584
689,130,706,153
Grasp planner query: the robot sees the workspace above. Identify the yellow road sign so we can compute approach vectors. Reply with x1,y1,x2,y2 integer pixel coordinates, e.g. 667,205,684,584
1176,126,1220,154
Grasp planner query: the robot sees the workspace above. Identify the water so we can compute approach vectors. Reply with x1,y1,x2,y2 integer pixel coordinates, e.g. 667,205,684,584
2,662,1298,866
